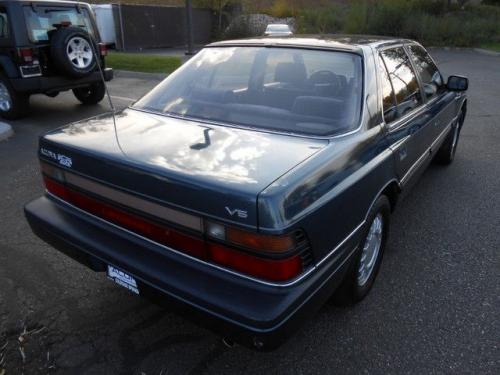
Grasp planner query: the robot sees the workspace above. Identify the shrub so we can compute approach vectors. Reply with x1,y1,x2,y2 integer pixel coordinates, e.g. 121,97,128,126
296,5,344,34
344,1,369,34
411,0,448,15
241,0,500,47
223,15,254,39
365,0,412,37
348,0,499,46
267,0,296,18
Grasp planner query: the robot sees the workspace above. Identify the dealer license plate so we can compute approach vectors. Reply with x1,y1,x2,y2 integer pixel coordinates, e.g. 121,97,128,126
107,265,139,295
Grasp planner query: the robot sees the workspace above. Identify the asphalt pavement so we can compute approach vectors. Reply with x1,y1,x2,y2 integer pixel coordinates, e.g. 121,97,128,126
0,49,499,374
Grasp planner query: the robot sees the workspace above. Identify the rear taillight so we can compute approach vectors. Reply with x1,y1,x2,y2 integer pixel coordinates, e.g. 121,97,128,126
207,242,302,281
43,176,207,258
98,43,108,56
206,222,294,253
18,48,34,63
42,163,307,282
204,221,303,280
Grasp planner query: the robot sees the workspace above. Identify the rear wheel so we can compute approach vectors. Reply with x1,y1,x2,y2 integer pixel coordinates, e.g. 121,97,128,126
73,82,106,105
333,195,390,305
0,74,30,120
434,110,465,165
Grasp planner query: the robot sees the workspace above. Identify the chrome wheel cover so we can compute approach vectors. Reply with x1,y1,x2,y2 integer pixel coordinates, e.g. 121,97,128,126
0,82,11,112
357,213,383,286
66,37,93,69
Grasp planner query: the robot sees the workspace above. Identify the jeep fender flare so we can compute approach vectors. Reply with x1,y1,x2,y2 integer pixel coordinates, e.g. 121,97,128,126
0,56,19,78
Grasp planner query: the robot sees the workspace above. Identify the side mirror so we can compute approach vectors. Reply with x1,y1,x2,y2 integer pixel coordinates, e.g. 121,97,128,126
447,75,469,91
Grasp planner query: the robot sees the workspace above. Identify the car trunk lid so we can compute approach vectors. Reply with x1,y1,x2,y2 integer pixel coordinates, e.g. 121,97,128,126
39,109,327,228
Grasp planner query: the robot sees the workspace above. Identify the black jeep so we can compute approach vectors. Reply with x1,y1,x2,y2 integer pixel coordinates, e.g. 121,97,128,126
0,0,113,119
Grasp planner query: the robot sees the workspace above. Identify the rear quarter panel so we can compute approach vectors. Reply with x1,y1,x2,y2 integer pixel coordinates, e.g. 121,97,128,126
258,126,397,262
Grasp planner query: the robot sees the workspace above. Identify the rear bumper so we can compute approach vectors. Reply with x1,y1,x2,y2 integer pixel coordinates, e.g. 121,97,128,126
24,195,359,350
11,68,113,94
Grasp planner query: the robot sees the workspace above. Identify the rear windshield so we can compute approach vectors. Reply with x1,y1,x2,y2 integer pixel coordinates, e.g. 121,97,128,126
23,6,94,43
133,47,363,136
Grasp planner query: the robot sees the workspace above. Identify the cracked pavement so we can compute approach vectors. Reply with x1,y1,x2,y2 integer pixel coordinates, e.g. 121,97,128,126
0,49,499,374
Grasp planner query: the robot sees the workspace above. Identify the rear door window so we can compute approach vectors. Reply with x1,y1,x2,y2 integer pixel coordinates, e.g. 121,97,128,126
23,6,94,43
380,47,423,118
378,56,397,123
407,44,444,100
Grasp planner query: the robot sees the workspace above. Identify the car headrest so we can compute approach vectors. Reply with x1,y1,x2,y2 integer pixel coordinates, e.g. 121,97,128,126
309,70,337,85
191,87,233,103
292,96,344,119
274,63,307,87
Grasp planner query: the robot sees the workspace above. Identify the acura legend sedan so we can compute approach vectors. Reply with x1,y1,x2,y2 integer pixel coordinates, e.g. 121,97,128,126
25,35,468,350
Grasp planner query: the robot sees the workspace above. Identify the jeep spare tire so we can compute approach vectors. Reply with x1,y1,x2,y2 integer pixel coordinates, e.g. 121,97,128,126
50,27,97,78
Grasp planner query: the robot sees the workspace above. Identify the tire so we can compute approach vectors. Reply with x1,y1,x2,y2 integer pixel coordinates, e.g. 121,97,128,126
73,82,106,105
434,110,465,165
0,73,30,120
333,195,391,305
50,27,98,78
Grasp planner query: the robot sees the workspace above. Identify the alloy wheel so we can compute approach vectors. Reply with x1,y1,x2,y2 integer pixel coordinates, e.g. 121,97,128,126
66,37,93,69
357,213,383,286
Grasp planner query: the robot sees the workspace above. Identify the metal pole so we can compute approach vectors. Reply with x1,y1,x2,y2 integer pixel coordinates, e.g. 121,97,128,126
118,3,126,51
185,0,194,55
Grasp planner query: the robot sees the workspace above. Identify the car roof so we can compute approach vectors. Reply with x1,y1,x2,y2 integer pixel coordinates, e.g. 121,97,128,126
208,34,415,53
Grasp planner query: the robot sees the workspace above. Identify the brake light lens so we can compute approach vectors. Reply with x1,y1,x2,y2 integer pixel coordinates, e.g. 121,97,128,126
206,221,294,253
207,242,302,281
98,43,108,56
43,176,206,258
41,165,306,282
227,226,294,253
19,48,34,63
44,176,68,199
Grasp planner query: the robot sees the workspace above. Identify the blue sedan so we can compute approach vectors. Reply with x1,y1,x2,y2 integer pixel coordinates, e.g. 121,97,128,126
25,35,468,350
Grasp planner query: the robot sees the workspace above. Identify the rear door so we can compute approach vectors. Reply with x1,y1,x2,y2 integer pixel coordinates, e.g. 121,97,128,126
378,46,432,185
406,44,457,146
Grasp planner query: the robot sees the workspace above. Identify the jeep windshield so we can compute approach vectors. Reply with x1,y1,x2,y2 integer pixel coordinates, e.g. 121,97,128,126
133,47,363,136
23,6,94,43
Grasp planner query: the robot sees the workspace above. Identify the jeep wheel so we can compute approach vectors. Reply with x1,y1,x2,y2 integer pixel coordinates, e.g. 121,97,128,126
51,27,98,78
73,82,106,105
0,74,30,120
